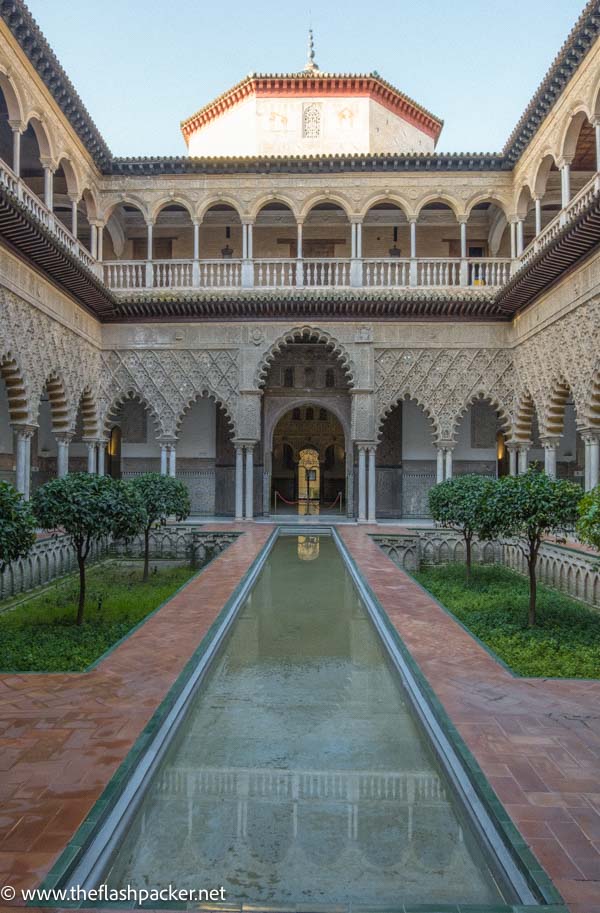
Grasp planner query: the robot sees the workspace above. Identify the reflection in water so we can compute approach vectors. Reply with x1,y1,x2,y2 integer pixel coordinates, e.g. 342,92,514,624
297,535,320,560
106,536,504,908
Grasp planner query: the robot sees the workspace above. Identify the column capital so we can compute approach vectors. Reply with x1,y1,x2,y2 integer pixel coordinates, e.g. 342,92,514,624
457,214,469,225
39,156,56,172
234,439,257,450
436,440,455,451
557,155,574,169
12,423,36,438
349,216,363,225
539,437,560,451
55,431,75,444
580,428,600,443
8,119,24,134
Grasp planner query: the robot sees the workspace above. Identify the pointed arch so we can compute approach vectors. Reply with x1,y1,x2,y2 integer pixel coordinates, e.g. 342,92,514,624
512,391,537,442
174,390,236,439
76,387,100,439
102,389,163,439
0,351,30,424
542,377,573,437
377,392,439,441
255,326,356,389
450,390,511,443
37,372,72,434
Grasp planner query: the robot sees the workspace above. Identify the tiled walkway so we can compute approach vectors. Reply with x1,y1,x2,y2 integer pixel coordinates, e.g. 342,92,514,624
0,523,272,906
1,523,599,912
340,525,600,913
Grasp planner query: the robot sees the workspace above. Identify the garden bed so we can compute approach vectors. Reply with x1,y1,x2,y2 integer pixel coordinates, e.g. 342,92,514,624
413,563,600,678
0,560,198,672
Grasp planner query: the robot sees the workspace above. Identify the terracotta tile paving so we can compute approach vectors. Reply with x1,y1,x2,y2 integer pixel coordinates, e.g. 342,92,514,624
339,524,600,913
0,523,272,907
2,521,600,912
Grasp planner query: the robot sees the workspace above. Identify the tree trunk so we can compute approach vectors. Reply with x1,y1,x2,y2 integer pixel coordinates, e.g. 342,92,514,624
465,534,472,585
527,546,537,627
143,526,150,582
76,551,86,626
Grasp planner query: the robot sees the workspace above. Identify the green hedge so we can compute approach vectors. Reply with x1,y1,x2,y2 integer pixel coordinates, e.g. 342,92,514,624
413,564,600,679
0,562,196,672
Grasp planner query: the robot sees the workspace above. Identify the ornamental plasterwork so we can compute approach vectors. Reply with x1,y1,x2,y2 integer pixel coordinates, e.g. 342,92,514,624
513,297,600,432
97,348,240,438
375,347,516,442
0,289,100,427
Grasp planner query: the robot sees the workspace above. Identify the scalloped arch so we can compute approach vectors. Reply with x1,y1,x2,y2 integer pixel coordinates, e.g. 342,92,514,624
102,389,163,439
450,390,512,443
377,393,439,442
0,351,30,424
255,326,356,389
174,390,236,438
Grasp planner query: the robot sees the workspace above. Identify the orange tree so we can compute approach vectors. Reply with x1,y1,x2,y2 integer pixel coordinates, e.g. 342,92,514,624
32,474,147,624
0,480,36,572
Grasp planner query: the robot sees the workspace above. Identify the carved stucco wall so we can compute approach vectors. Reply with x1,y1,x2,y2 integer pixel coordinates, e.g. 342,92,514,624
374,347,516,443
0,288,101,427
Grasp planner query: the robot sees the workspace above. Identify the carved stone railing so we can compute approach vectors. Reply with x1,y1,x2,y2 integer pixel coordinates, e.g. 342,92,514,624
0,526,239,602
374,528,600,608
520,173,600,268
0,533,109,602
0,158,99,274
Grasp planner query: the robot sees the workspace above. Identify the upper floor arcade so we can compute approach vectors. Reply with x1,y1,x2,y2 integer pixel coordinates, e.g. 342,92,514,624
0,0,599,316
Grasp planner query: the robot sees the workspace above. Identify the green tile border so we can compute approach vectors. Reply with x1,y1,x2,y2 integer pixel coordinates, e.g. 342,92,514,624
371,534,600,683
335,529,567,912
36,528,278,902
0,534,241,676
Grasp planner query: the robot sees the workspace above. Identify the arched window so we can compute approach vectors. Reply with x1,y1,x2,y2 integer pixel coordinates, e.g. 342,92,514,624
306,407,314,421
303,104,321,139
325,368,335,388
304,366,315,386
292,407,301,421
283,367,294,388
319,408,327,421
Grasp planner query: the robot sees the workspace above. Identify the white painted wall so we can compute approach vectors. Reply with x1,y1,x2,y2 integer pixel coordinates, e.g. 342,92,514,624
187,95,435,157
177,398,216,458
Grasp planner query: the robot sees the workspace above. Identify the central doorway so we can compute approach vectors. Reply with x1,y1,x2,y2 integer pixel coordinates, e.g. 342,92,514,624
271,405,346,515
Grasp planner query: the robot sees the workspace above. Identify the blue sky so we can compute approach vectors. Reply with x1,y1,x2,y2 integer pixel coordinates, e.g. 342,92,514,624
27,0,585,157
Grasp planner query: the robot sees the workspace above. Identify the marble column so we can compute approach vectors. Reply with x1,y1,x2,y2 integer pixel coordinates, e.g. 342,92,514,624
357,445,367,521
518,445,529,475
160,444,168,476
235,444,244,519
56,435,71,478
583,432,600,491
445,448,453,480
43,165,53,209
534,197,542,236
560,162,571,208
436,447,444,484
542,440,559,479
15,427,33,497
11,125,21,177
86,441,97,474
245,444,254,520
507,444,518,477
367,446,376,523
97,441,106,477
168,445,176,478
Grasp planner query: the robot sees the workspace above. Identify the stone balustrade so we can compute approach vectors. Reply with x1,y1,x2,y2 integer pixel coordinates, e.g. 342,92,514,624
0,527,239,602
374,528,600,608
0,157,100,275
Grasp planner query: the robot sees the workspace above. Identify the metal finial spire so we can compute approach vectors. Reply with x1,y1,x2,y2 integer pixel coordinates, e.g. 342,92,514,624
305,27,319,72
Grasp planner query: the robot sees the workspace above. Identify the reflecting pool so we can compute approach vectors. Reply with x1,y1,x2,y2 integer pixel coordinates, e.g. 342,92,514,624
106,534,505,908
